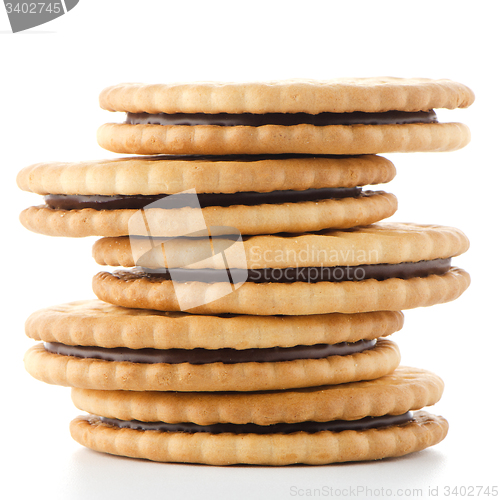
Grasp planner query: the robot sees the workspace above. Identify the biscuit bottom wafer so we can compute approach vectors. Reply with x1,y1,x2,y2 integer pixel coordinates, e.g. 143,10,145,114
24,339,400,391
92,267,470,315
19,191,396,237
70,411,447,465
97,122,471,155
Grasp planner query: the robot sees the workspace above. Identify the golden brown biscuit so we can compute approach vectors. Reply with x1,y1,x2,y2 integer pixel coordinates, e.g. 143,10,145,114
93,222,469,269
17,154,395,196
24,338,400,392
17,154,397,237
97,122,470,155
25,300,404,349
99,78,474,114
69,366,447,464
92,267,470,315
71,366,442,425
97,78,473,155
19,192,397,237
90,223,469,315
69,411,447,465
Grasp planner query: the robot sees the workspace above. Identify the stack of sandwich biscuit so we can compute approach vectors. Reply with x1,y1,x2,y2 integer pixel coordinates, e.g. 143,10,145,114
18,78,474,465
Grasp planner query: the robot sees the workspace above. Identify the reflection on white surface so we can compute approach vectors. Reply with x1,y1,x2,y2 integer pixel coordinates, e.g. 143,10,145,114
64,446,447,500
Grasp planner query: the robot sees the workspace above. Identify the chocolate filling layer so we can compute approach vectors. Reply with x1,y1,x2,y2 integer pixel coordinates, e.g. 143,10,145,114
44,187,362,210
140,258,452,284
125,110,437,127
99,412,414,435
43,339,376,365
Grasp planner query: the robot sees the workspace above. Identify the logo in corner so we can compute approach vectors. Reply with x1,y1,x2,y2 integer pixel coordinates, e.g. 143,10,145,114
127,189,248,311
4,1,79,33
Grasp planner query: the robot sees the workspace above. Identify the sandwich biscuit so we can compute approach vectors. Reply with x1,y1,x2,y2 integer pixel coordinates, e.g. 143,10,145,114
91,222,470,315
24,300,402,392
69,367,447,465
18,154,396,237
97,78,473,155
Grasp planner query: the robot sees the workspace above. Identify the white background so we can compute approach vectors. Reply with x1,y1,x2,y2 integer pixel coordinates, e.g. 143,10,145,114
1,1,498,499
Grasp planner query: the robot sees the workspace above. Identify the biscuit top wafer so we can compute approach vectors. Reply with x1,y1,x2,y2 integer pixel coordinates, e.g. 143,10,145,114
99,78,474,114
71,366,443,425
25,300,403,349
93,222,469,270
16,154,395,196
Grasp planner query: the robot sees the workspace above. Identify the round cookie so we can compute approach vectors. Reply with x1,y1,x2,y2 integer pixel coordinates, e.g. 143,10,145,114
17,154,397,237
99,78,474,114
71,411,447,465
93,222,469,269
92,268,469,315
17,154,395,196
24,299,402,391
69,367,448,465
97,78,474,155
91,222,470,315
24,339,400,392
25,300,404,349
71,366,442,425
